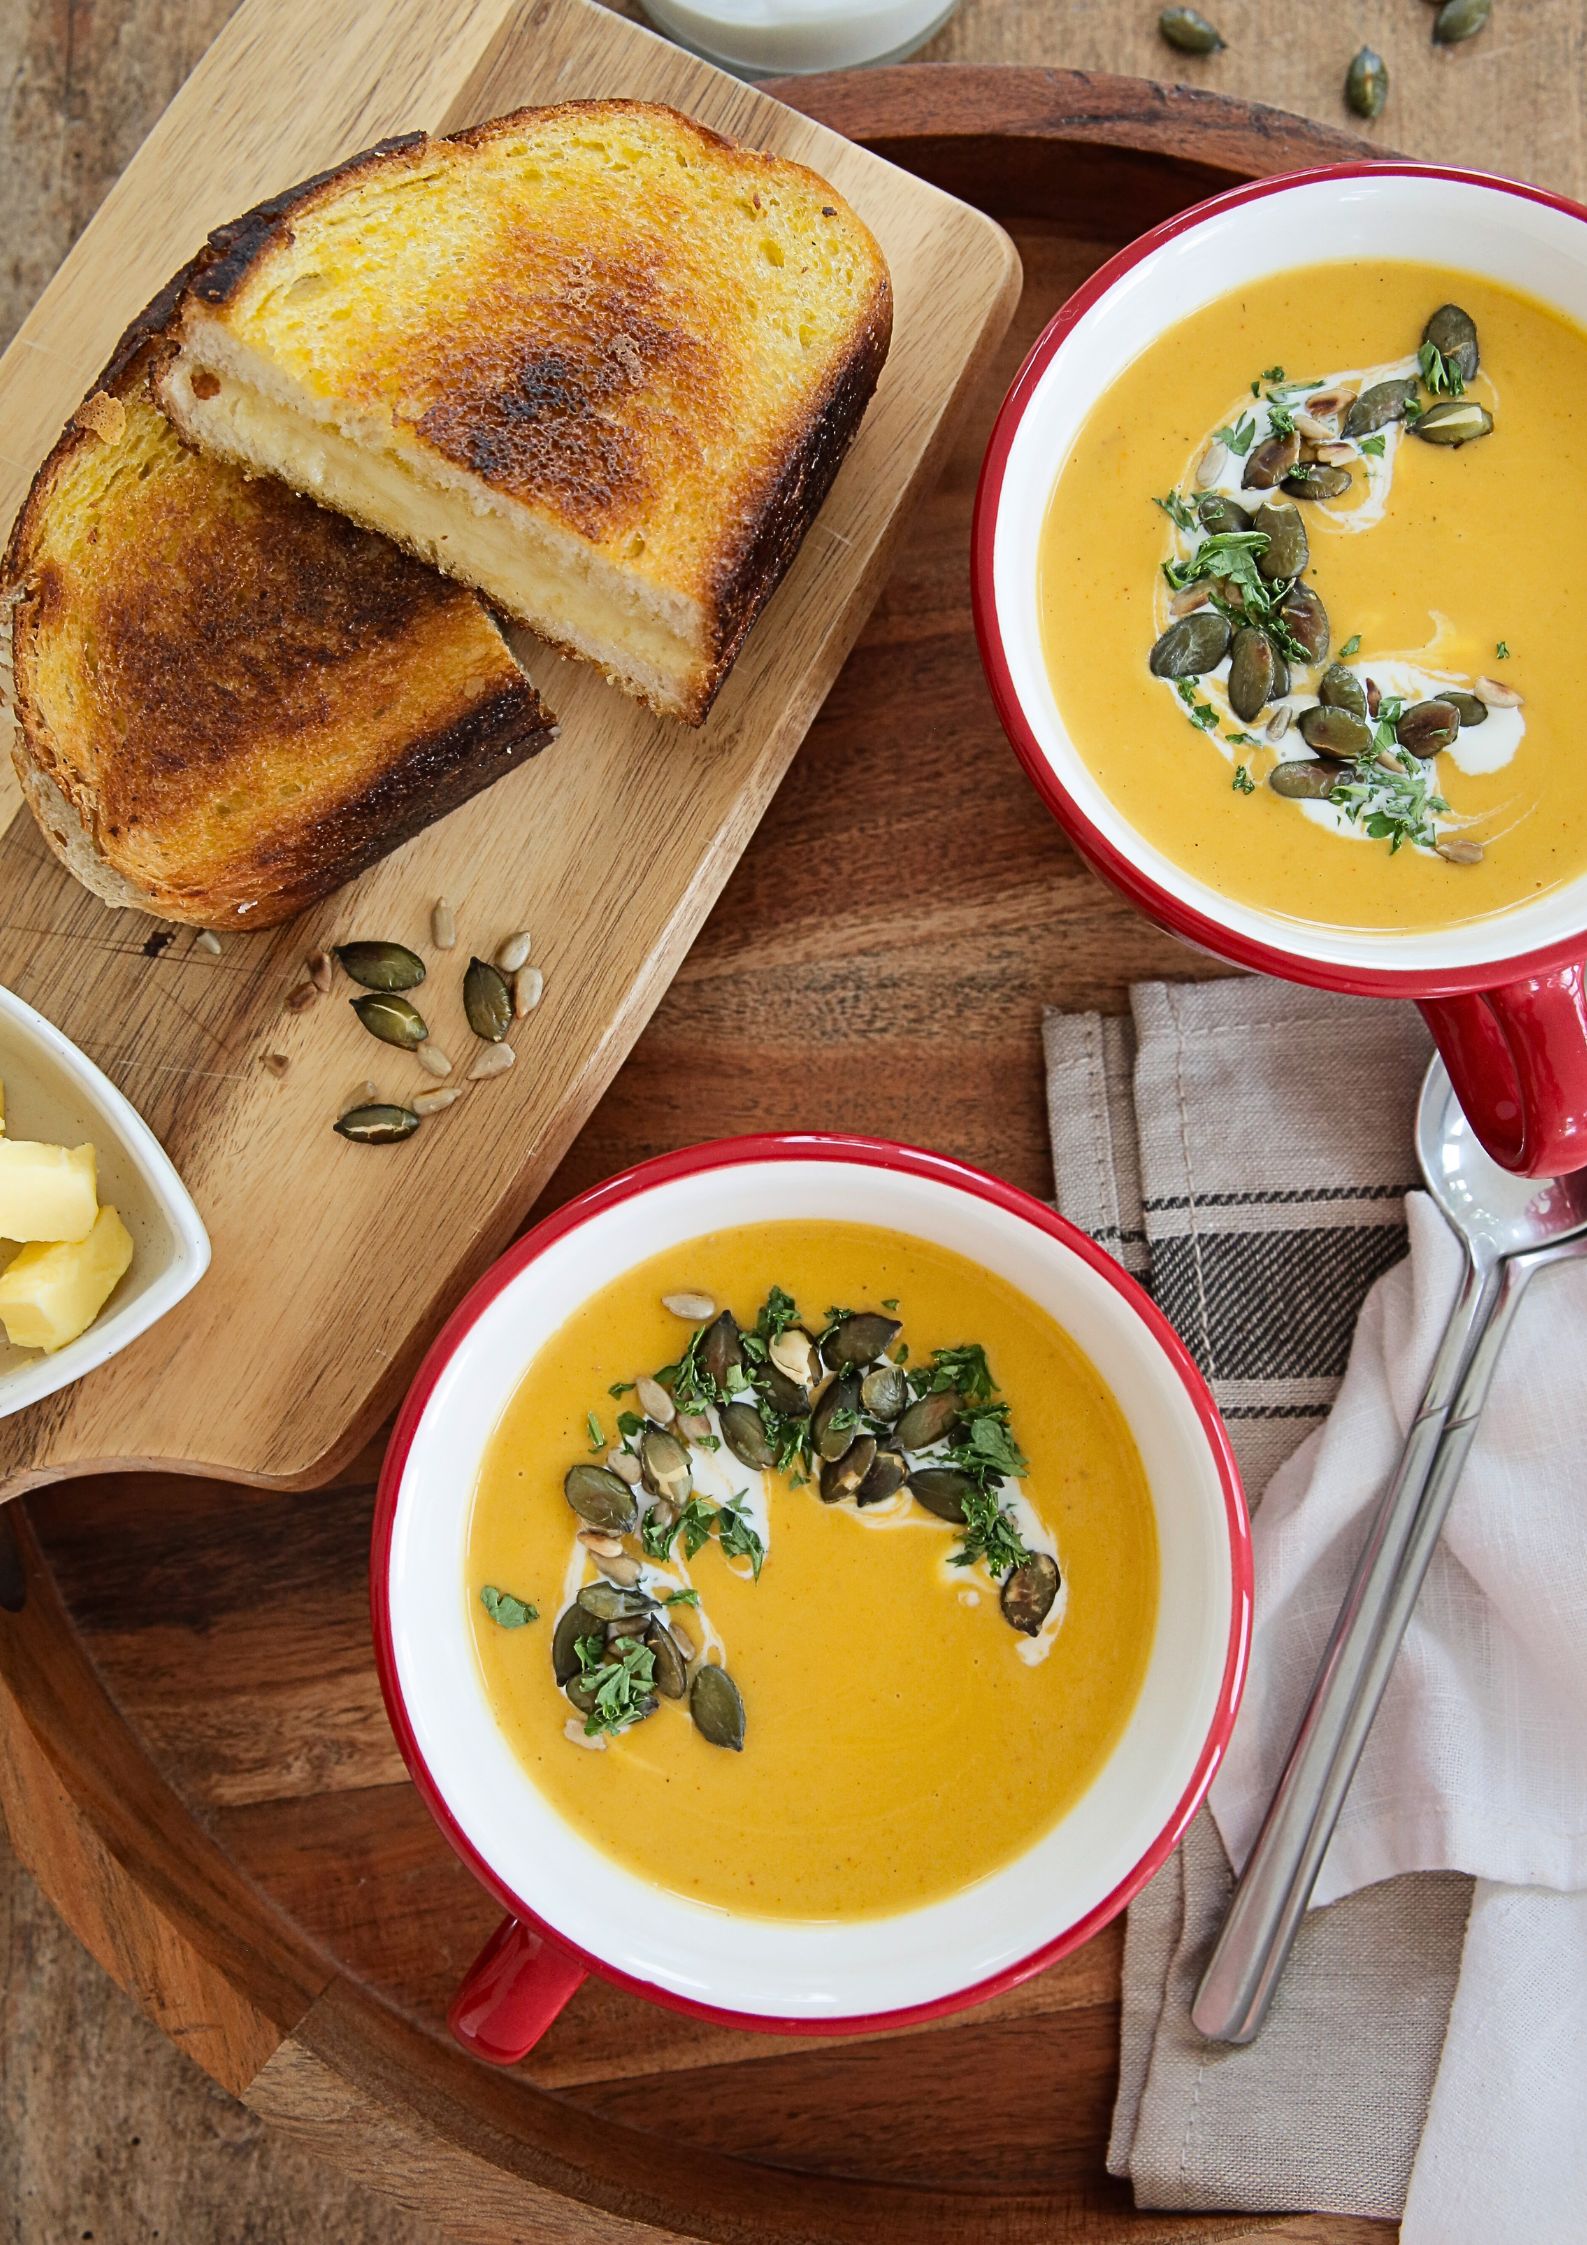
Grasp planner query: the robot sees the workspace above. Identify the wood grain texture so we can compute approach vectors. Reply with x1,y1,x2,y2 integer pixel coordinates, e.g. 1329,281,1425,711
13,0,1582,2230
0,0,1018,1507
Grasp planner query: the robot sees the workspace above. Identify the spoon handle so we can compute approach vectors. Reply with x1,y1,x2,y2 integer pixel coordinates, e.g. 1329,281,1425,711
1192,1249,1513,2045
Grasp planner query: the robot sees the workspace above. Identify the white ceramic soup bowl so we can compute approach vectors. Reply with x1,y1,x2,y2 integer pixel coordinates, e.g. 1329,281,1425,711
975,165,1587,1176
0,982,209,1420
372,1135,1248,2061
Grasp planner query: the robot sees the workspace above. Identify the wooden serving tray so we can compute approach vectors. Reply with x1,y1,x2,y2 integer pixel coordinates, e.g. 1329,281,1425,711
0,63,1391,2245
0,0,1019,1504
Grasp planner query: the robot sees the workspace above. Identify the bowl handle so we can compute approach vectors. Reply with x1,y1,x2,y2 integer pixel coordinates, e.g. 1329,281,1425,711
1419,962,1587,1176
447,1913,587,2064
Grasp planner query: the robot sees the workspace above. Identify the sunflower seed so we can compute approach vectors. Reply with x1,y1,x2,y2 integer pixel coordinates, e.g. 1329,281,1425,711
592,1550,643,1588
306,947,333,991
431,897,457,951
577,1529,626,1557
513,966,544,1017
193,930,222,956
677,1410,714,1442
636,1373,676,1425
1474,675,1523,708
340,1078,379,1117
1436,836,1486,864
607,1450,642,1484
1265,704,1294,742
285,980,319,1014
415,1041,453,1078
663,1291,717,1321
412,1086,464,1116
494,930,532,974
1195,441,1227,488
1306,389,1353,422
262,1052,291,1078
465,1041,515,1081
1170,582,1212,616
1312,441,1357,466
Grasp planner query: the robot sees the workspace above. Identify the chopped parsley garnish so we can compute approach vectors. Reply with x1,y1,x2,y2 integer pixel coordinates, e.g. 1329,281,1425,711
1232,763,1256,794
1262,363,1286,382
664,1587,700,1608
586,1410,603,1452
1213,413,1258,457
950,1484,1030,1581
1154,490,1199,532
1358,434,1387,459
1329,734,1449,853
1417,340,1465,397
608,1379,634,1398
716,1502,765,1580
575,1637,656,1738
1174,678,1220,732
1264,397,1297,435
480,1585,537,1629
1162,528,1308,664
1339,634,1362,659
641,1492,717,1562
616,1410,645,1441
1497,640,1510,660
881,1297,899,1311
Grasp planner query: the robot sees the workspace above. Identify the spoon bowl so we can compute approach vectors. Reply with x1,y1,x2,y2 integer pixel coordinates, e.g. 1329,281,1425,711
1419,1056,1587,1266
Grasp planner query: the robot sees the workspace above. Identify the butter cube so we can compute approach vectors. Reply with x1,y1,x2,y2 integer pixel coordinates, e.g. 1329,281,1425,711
0,1138,98,1242
0,1205,134,1352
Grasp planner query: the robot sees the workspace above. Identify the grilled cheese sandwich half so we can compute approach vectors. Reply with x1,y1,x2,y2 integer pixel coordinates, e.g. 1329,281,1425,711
157,101,893,724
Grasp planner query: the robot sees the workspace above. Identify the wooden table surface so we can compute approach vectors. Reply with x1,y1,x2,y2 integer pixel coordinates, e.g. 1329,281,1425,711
2,0,1584,2238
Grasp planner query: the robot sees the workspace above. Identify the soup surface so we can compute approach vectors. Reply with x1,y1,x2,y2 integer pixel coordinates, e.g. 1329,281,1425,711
1039,262,1587,934
467,1221,1158,1921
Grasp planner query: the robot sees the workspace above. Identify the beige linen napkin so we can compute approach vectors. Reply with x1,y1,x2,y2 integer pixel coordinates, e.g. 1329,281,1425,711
1045,978,1471,2218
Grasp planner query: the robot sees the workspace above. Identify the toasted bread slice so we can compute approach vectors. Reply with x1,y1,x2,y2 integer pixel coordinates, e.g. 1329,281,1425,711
5,310,556,930
156,101,892,724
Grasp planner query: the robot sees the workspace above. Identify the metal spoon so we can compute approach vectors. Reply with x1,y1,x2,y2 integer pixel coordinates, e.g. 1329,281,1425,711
1193,1054,1587,2045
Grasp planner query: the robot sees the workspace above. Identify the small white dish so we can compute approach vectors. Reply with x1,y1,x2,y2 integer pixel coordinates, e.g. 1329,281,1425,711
0,983,209,1419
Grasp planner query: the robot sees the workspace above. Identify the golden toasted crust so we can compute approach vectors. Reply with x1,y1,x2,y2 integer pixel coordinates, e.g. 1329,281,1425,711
159,101,893,722
4,313,557,927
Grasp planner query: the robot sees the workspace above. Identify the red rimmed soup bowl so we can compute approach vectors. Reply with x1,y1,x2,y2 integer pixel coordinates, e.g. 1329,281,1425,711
372,1135,1248,2062
974,163,1587,1176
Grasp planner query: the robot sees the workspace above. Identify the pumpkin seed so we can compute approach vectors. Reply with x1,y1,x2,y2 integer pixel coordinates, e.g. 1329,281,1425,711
553,1602,603,1686
894,1388,963,1452
769,1326,820,1388
463,956,513,1042
823,1312,902,1368
1158,5,1224,51
635,1373,676,1425
1001,1552,1061,1636
663,1290,716,1322
1319,663,1369,718
1342,376,1418,438
812,1371,863,1463
1436,836,1486,864
1243,429,1301,490
1410,397,1493,447
493,930,532,974
756,1363,813,1419
1443,690,1489,727
465,1042,515,1082
1228,627,1282,722
564,1463,638,1533
720,1399,775,1469
861,1362,908,1421
1284,460,1353,501
1424,303,1480,383
1279,581,1330,663
1475,674,1523,708
639,1425,691,1506
1299,705,1372,760
1253,501,1308,579
909,1466,977,1523
856,1448,908,1507
577,1580,657,1624
1433,0,1490,42
334,940,426,991
1268,759,1340,801
1345,45,1388,120
820,1436,877,1504
690,1663,746,1751
1396,699,1461,758
700,1311,743,1391
351,992,428,1049
431,897,457,951
1149,610,1230,679
1196,492,1251,534
333,1102,420,1143
647,1621,689,1700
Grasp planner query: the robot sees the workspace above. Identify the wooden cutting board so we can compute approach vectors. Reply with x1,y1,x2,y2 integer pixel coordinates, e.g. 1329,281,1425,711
0,0,1019,1502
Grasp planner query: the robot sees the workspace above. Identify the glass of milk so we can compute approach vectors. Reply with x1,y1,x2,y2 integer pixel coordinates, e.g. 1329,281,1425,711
640,0,960,76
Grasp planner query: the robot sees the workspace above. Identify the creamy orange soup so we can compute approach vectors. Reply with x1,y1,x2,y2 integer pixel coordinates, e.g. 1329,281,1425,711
466,1221,1158,1921
1039,263,1587,934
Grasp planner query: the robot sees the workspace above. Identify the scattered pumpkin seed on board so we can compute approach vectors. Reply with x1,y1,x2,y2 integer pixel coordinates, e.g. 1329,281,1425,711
1158,6,1225,54
1346,48,1388,121
1433,0,1491,43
